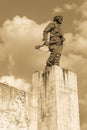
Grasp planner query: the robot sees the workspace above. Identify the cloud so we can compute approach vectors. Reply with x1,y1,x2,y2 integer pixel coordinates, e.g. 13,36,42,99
79,1,87,18
53,3,77,14
53,1,87,18
81,123,87,130
74,20,87,38
62,6,87,57
59,3,87,126
79,94,87,105
62,17,87,87
0,16,47,44
63,34,87,58
0,16,49,81
53,7,64,14
64,3,77,10
0,75,31,92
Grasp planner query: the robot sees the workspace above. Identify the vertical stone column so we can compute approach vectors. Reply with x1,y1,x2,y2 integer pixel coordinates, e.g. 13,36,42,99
32,66,80,130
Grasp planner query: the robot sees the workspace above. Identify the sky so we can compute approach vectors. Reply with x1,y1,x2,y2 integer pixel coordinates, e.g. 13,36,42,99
0,0,87,129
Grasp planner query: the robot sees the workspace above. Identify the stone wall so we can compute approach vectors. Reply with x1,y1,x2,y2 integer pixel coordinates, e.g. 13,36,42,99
0,83,38,130
0,65,80,130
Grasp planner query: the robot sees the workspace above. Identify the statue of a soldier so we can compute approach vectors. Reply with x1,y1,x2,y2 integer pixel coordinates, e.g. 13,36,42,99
35,16,65,68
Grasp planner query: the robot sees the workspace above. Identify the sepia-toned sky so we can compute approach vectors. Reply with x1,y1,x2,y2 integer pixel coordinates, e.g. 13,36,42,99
0,0,87,129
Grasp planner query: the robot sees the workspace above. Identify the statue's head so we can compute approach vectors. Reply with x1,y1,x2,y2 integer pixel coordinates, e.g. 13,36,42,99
53,16,63,24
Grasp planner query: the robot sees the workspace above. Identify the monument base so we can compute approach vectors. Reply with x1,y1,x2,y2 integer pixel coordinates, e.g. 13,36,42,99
32,65,80,130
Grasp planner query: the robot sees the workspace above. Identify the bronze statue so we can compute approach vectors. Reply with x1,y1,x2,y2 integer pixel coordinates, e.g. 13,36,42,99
35,16,65,67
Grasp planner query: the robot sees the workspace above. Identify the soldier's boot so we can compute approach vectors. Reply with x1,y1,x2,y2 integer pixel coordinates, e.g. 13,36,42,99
54,53,61,66
45,61,52,74
43,65,50,78
46,51,55,67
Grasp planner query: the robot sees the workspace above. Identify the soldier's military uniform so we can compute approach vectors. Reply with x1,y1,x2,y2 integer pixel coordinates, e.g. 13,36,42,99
43,16,65,67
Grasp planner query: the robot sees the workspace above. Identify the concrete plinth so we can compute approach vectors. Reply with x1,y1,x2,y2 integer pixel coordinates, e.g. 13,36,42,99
32,66,80,130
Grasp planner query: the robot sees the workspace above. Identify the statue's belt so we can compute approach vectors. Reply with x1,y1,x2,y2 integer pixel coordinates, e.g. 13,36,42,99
49,41,62,46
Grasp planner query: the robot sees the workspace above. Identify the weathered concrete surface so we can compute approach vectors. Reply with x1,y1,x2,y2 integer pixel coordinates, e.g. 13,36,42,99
32,65,80,130
0,83,38,130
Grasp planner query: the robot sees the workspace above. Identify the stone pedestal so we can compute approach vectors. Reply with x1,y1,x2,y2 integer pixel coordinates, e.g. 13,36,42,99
32,66,80,130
